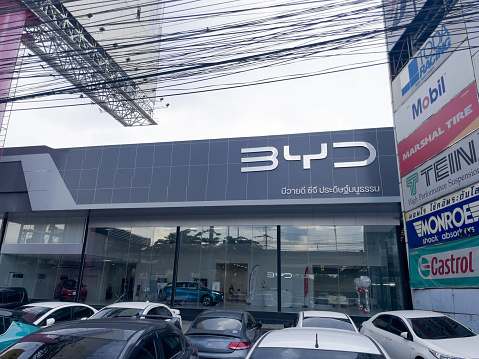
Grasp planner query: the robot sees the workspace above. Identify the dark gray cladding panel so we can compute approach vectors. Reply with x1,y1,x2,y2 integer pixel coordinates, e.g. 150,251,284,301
2,128,401,209
0,193,31,212
0,161,27,192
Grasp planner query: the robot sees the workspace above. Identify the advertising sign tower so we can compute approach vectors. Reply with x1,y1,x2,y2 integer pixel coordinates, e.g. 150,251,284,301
383,0,479,331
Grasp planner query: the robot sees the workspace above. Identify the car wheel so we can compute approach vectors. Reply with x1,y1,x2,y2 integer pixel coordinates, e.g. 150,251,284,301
201,295,212,306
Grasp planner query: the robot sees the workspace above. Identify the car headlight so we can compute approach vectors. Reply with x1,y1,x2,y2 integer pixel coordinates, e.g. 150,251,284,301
429,349,465,359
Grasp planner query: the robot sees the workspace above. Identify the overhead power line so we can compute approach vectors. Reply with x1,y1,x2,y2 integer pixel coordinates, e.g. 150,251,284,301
0,0,478,116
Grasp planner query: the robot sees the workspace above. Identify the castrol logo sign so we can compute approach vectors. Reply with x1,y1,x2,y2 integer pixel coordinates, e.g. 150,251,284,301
409,236,479,289
418,249,476,280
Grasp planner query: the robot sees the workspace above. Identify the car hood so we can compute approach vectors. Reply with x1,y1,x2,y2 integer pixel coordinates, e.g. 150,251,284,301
423,335,479,357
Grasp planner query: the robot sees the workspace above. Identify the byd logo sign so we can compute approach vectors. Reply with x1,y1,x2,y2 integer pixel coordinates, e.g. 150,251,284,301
418,248,476,280
240,142,376,173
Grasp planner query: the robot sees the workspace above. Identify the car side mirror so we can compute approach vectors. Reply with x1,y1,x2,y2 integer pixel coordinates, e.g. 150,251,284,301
169,317,182,330
171,309,180,316
256,321,262,329
284,322,292,328
46,318,56,326
400,332,412,341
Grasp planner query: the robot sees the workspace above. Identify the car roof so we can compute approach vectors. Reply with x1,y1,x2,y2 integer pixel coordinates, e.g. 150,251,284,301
100,302,162,310
22,318,174,340
0,309,36,325
301,311,351,319
22,302,92,309
0,287,27,291
257,328,381,354
196,310,245,319
373,310,445,319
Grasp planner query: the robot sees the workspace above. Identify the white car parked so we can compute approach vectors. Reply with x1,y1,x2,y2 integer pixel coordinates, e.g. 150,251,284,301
289,310,359,332
16,302,98,327
245,327,391,359
360,310,479,359
89,301,182,329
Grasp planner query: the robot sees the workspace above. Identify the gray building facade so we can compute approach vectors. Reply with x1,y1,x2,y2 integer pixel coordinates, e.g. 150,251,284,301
0,127,409,319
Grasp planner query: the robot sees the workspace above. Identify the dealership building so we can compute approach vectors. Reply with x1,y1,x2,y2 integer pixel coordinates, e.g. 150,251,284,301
0,128,410,319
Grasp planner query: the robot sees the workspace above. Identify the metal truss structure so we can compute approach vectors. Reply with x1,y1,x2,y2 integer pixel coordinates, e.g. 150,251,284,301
20,0,157,126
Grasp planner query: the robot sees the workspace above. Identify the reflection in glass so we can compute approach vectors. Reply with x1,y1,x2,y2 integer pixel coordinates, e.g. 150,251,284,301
281,225,404,316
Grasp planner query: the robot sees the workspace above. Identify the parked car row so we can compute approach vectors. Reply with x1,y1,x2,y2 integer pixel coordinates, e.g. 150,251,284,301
1,305,478,359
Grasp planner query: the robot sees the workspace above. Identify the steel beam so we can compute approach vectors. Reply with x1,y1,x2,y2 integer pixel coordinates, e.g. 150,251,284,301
20,0,156,126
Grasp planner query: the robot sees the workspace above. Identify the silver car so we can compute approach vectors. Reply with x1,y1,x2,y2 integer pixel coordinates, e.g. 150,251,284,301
245,327,391,359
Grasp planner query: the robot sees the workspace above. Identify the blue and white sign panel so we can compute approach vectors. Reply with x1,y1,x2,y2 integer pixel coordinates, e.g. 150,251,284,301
391,6,467,111
406,183,479,249
394,49,475,143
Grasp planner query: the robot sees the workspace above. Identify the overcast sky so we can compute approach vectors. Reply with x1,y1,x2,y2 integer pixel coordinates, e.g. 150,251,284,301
5,56,393,149
4,0,394,150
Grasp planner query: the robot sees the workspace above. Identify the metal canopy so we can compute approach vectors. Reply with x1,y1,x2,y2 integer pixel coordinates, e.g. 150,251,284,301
20,0,157,126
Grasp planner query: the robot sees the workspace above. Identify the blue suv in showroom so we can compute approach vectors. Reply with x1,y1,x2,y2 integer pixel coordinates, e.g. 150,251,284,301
161,282,223,306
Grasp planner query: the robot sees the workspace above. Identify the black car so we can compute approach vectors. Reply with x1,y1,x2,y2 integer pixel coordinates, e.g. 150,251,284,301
0,318,198,359
185,310,262,359
0,287,29,309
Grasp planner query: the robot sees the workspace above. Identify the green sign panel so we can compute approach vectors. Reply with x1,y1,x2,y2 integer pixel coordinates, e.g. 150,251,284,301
409,236,479,289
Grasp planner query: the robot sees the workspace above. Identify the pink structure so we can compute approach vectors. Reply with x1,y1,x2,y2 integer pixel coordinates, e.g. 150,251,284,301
0,0,27,130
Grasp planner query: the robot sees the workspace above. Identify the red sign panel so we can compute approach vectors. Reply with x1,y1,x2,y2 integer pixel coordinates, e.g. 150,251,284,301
398,82,479,177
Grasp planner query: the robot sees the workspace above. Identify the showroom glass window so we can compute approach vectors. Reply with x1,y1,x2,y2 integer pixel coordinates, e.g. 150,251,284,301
0,213,86,301
176,225,277,311
83,225,176,305
280,225,404,314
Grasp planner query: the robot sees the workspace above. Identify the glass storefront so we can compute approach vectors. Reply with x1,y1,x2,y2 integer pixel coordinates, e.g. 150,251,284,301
0,213,86,301
0,215,406,315
281,225,404,316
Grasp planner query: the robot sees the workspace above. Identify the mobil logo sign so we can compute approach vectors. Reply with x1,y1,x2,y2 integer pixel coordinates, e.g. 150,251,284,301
391,8,468,111
409,236,479,289
397,82,479,177
406,185,479,249
395,49,475,143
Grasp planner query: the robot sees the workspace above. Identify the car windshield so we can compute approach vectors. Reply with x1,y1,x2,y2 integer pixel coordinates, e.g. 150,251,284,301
408,316,476,339
248,348,385,359
61,280,77,287
15,306,51,323
190,317,242,336
0,310,35,326
90,308,141,319
301,317,355,331
0,334,127,359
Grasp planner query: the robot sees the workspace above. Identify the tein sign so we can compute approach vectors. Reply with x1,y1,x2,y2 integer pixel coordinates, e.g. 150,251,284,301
405,183,479,249
401,129,479,212
398,82,479,177
409,236,479,289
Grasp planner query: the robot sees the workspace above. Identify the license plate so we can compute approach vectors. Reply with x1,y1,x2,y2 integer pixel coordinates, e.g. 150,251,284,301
72,291,76,295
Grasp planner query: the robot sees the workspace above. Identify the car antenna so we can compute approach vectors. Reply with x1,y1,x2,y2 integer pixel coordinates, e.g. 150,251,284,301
315,333,319,348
